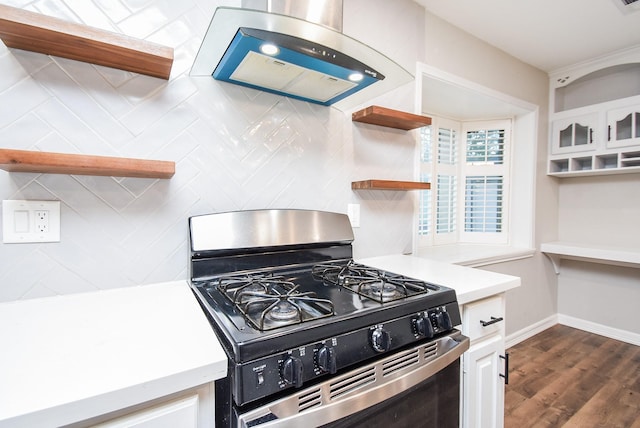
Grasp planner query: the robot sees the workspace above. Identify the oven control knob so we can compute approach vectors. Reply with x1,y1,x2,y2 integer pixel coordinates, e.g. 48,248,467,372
281,356,304,388
317,345,337,374
436,311,453,331
415,315,435,339
370,327,392,353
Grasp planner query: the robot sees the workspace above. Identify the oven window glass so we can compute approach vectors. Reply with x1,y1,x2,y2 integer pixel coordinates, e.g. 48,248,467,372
320,360,460,428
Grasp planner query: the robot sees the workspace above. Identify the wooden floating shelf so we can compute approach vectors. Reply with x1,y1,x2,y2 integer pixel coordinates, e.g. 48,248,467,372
352,180,431,190
0,4,173,79
0,149,175,179
352,105,432,130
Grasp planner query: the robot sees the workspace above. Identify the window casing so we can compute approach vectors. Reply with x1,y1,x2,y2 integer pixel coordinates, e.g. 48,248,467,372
418,118,511,246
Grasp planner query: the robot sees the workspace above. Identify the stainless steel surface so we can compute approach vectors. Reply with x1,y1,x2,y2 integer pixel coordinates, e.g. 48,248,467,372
190,7,412,111
238,330,470,428
242,0,343,31
189,209,354,252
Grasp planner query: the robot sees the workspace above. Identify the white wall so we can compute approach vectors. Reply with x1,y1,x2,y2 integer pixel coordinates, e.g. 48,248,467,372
0,0,568,343
417,8,640,342
558,175,640,247
557,175,640,337
0,0,424,300
420,11,558,338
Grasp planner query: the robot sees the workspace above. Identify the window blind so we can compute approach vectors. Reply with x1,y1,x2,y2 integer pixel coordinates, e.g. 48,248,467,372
464,175,503,233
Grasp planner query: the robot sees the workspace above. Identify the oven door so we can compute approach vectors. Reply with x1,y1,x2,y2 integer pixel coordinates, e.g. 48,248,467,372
237,330,469,428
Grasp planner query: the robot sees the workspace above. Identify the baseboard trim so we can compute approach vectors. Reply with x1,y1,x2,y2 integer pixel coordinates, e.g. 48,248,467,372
557,314,640,346
505,315,557,348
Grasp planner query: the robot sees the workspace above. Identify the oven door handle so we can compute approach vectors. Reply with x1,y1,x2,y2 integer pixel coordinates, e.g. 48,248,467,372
238,331,470,428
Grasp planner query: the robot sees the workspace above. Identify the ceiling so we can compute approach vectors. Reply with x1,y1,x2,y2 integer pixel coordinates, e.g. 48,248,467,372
414,0,640,73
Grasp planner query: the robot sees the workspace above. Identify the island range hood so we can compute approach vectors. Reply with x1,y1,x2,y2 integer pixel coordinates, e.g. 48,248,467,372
190,0,413,110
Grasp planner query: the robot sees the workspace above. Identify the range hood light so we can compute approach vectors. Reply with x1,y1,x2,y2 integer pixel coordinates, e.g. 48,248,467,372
260,43,279,56
349,72,364,82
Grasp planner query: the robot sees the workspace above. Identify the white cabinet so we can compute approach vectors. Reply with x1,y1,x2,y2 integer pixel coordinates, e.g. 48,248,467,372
460,294,507,428
607,104,640,149
93,395,199,428
547,48,640,177
550,113,598,155
464,335,504,428
87,383,215,428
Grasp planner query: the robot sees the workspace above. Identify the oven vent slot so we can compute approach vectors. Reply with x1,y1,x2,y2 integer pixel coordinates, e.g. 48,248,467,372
382,348,420,377
328,367,376,399
298,388,322,412
423,342,438,361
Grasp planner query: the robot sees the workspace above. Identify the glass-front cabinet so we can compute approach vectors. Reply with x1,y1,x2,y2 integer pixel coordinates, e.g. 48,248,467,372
547,48,640,177
550,113,598,155
607,105,640,149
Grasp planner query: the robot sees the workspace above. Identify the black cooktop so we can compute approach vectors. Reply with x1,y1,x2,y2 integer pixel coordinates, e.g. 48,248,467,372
191,259,459,362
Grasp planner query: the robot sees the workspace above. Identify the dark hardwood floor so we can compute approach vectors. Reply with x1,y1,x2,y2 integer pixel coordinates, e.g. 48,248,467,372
504,324,640,428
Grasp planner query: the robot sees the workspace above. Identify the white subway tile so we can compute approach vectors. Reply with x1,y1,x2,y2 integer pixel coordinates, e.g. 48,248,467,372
0,78,50,128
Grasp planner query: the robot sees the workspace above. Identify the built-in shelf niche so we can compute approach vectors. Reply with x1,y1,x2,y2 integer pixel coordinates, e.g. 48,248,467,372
548,148,640,177
554,63,640,113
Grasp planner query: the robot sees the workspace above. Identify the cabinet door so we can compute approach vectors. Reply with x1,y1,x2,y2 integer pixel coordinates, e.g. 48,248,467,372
550,113,598,155
92,394,199,428
607,105,640,148
463,334,505,428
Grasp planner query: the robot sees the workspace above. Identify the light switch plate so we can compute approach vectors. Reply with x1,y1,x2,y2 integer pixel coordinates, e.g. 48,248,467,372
2,200,61,243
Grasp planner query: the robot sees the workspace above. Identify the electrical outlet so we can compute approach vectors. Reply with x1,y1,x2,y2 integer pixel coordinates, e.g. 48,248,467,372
2,200,60,243
35,210,49,233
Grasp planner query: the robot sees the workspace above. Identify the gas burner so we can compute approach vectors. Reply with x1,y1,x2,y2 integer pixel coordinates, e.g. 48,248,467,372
312,260,439,303
214,273,335,330
359,280,402,301
266,300,299,322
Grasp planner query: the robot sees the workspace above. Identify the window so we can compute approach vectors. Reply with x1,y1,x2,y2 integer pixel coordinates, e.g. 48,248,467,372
418,118,511,246
464,175,503,233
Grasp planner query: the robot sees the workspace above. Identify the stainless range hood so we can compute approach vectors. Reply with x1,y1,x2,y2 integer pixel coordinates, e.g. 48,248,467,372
190,0,413,111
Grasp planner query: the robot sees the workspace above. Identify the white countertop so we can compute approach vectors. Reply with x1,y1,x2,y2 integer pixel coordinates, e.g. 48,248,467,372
0,281,227,428
0,257,519,427
358,254,521,305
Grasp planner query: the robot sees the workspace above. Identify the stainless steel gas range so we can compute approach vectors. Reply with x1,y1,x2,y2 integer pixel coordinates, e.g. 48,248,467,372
188,209,469,428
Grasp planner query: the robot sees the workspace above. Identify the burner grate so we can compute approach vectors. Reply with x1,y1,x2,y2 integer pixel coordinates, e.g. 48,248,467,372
312,260,439,303
213,273,335,330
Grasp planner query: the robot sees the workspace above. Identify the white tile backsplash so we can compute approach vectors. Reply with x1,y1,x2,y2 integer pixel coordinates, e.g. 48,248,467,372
0,78,50,129
61,0,119,32
0,113,51,148
91,0,132,23
0,52,30,92
0,0,421,301
34,62,134,147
